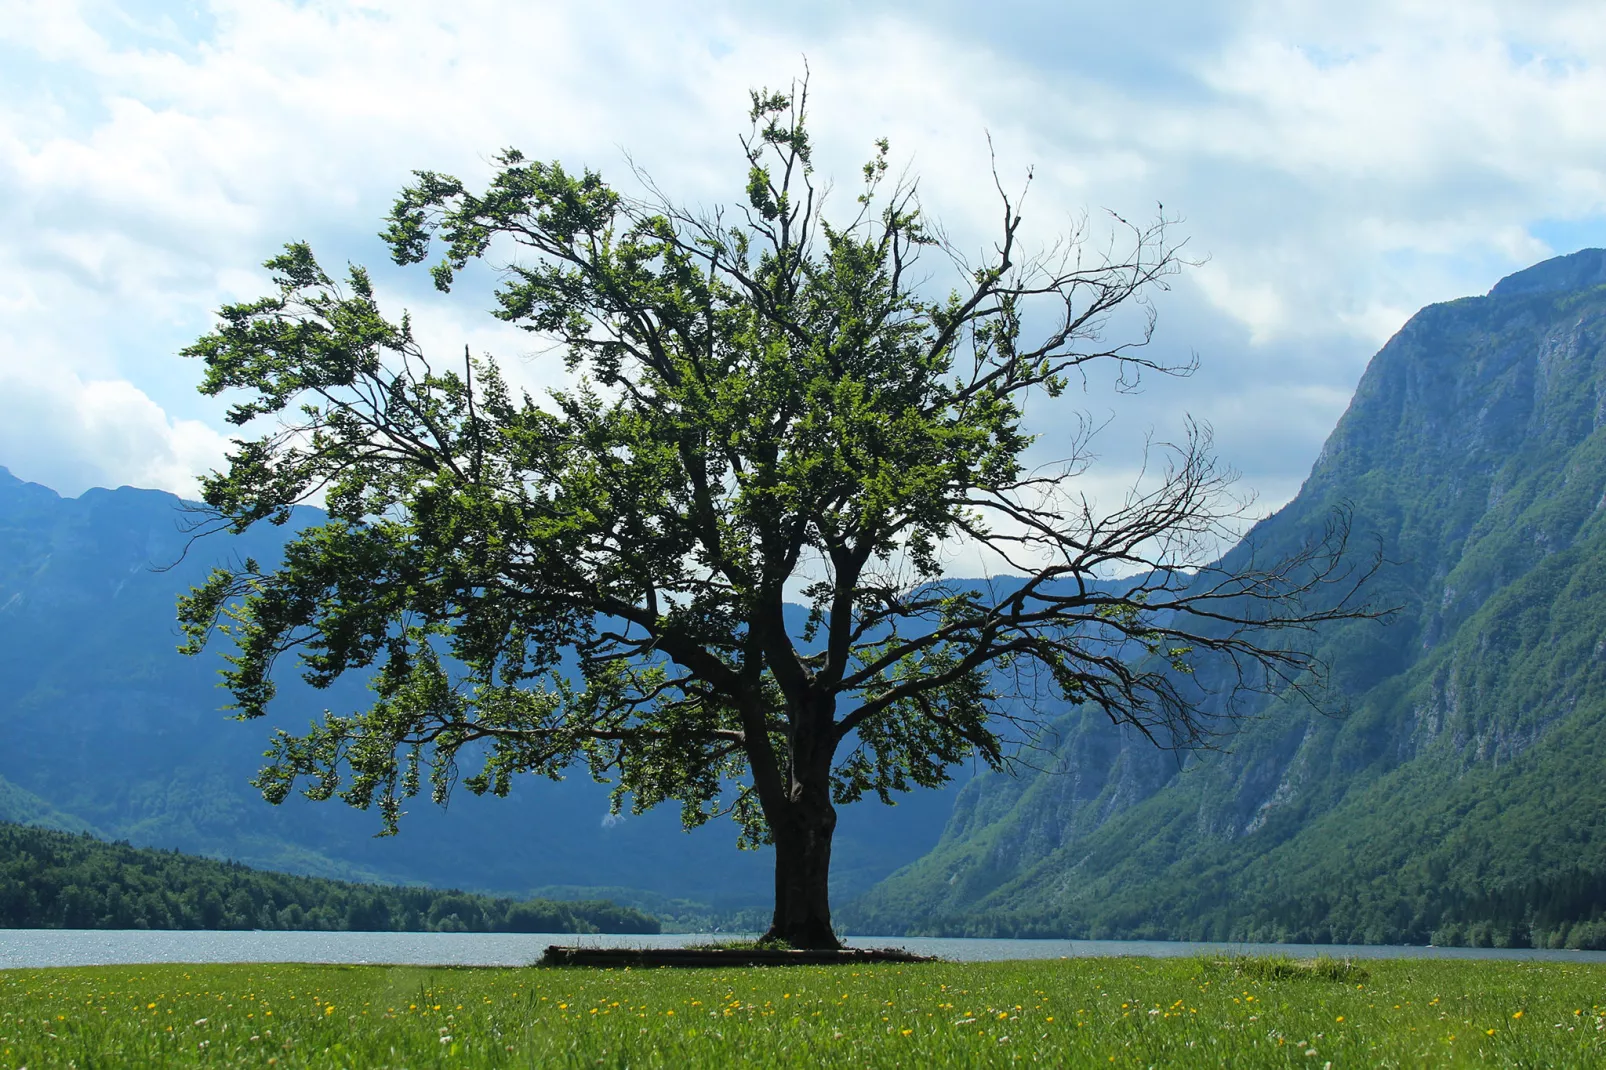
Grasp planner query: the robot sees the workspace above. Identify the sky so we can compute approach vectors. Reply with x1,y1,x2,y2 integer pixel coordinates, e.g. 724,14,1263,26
3,0,1605,542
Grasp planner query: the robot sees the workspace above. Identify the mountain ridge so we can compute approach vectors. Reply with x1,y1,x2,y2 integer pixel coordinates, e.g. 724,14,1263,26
842,248,1606,947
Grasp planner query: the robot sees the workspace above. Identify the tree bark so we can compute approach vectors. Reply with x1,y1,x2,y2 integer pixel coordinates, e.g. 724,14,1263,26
761,790,841,950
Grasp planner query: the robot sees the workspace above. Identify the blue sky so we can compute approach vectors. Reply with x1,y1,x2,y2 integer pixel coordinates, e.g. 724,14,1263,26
3,0,1604,544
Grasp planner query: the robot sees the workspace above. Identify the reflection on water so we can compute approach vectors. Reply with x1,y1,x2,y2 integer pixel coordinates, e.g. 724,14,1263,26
4,930,1605,970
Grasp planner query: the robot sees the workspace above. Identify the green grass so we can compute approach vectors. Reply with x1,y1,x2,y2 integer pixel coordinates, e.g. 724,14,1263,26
2,956,1604,1067
681,938,792,951
1201,955,1371,984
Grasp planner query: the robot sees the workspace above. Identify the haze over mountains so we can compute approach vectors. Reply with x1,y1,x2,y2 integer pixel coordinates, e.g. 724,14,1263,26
5,249,1606,945
0,472,959,918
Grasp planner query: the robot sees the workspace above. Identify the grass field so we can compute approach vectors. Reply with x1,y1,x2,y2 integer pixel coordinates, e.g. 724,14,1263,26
2,955,1603,1067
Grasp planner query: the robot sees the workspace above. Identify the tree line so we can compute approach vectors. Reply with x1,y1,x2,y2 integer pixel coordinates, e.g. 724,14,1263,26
879,865,1606,951
0,823,658,933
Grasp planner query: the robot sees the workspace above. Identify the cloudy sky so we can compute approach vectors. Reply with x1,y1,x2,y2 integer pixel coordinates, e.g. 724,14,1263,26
3,0,1605,535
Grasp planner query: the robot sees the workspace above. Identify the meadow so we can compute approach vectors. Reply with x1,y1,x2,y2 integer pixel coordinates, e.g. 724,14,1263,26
2,955,1603,1067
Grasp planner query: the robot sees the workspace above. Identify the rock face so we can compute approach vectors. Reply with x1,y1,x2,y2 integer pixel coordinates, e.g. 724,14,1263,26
844,249,1606,947
0,471,958,911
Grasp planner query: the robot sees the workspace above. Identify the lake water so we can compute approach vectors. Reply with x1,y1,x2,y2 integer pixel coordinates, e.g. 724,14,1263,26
6,930,1606,969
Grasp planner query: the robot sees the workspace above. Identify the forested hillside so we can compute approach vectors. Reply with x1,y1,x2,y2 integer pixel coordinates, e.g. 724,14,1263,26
0,823,657,932
844,248,1606,948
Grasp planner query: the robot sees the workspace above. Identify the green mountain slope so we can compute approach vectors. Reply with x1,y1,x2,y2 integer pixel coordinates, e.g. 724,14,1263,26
844,248,1606,948
0,776,96,835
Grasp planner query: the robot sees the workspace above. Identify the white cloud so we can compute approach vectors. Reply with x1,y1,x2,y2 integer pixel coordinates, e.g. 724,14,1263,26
0,0,1602,535
0,364,228,497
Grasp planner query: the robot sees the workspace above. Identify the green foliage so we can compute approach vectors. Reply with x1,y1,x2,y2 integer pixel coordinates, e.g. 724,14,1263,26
0,823,656,933
4,957,1606,1067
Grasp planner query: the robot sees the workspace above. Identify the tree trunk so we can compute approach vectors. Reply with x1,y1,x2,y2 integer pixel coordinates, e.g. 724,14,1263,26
761,791,841,950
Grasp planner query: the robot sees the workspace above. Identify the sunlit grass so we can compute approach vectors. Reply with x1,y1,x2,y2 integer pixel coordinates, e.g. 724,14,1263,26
2,956,1604,1066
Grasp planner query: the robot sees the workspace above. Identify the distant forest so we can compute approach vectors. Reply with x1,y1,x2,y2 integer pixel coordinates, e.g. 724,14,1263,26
0,823,658,933
888,864,1606,951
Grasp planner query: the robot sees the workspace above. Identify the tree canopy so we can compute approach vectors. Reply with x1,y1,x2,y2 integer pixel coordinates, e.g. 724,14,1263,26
179,82,1373,948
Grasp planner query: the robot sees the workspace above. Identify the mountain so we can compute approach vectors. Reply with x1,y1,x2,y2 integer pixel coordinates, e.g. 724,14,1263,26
0,469,960,915
845,248,1606,949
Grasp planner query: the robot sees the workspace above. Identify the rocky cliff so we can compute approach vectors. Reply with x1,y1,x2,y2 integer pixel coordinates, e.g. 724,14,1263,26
844,249,1606,948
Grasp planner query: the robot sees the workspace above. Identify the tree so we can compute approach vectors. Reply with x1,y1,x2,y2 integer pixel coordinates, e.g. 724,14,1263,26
178,83,1374,949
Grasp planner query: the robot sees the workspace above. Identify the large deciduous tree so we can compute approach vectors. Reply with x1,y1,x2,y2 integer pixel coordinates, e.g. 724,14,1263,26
179,84,1372,949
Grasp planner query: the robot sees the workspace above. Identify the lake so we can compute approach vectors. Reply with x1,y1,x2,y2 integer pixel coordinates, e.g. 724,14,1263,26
6,930,1606,969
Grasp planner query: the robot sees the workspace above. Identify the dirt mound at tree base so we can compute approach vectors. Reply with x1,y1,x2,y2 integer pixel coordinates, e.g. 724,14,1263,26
539,945,937,967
